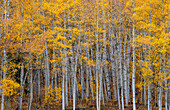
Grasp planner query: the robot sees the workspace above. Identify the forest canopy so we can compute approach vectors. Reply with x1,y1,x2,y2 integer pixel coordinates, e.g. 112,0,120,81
0,0,169,110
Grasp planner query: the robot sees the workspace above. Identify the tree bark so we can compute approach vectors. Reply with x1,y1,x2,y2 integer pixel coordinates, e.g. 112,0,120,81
132,1,136,110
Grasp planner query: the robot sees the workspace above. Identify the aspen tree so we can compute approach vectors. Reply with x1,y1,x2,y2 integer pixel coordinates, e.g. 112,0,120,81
1,0,8,109
109,0,117,101
19,1,25,109
123,0,128,106
118,0,124,109
73,2,77,109
148,2,152,110
64,4,68,106
102,0,111,100
96,0,99,109
113,0,121,108
132,0,136,109
127,25,131,103
28,1,35,109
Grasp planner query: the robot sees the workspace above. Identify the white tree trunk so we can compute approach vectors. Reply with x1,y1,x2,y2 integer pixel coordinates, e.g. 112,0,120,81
19,1,25,109
1,0,8,109
61,48,65,110
19,59,24,110
38,56,41,102
115,56,121,109
96,0,99,109
118,1,124,109
102,0,111,99
62,69,65,110
148,3,152,109
127,25,131,102
78,22,84,100
123,5,128,106
103,74,108,102
165,80,168,110
29,55,33,110
64,9,68,107
132,1,136,110
85,22,89,98
73,20,77,110
148,83,152,110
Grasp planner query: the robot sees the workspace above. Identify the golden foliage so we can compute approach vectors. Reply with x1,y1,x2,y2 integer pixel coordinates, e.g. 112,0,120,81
0,78,20,97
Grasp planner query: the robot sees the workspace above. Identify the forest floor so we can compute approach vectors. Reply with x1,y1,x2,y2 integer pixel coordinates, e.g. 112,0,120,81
3,98,166,110
20,100,165,110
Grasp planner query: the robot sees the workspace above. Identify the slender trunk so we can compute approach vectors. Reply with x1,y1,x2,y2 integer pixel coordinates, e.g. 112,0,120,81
43,6,50,96
61,48,65,110
64,8,68,107
165,79,168,110
19,59,24,110
73,16,77,110
1,49,6,110
62,71,65,110
62,8,67,110
110,41,117,101
96,0,99,109
89,50,94,99
167,13,170,110
78,21,84,100
148,3,152,110
73,48,76,110
65,60,68,107
29,2,35,108
144,33,147,106
1,0,8,109
118,1,124,109
85,22,89,98
98,62,102,110
168,78,170,110
55,48,59,98
123,2,128,106
103,73,108,102
38,56,41,102
102,83,105,106
116,53,121,109
45,39,50,88
127,25,131,102
44,52,47,96
51,12,55,91
132,1,136,110
0,0,3,96
109,12,117,101
19,1,25,109
148,82,152,110
140,48,143,104
162,1,167,110
113,1,121,108
29,55,33,110
102,0,111,99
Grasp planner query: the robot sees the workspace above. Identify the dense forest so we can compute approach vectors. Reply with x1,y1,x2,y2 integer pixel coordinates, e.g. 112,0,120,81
0,0,169,110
